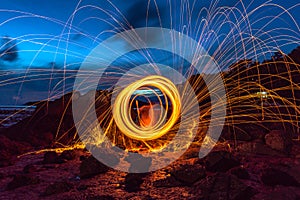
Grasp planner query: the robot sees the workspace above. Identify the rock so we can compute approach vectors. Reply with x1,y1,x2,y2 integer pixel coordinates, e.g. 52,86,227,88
124,173,147,192
253,186,300,200
79,156,109,179
171,163,206,185
261,168,299,187
4,93,77,147
191,173,256,200
181,147,200,159
236,142,284,156
0,150,13,167
230,167,250,180
248,129,267,141
23,164,38,173
153,175,182,188
221,127,252,141
265,130,292,153
43,181,73,196
43,151,64,164
128,196,153,200
86,195,115,200
90,147,120,167
203,151,240,172
0,135,31,167
37,132,54,146
6,174,40,190
291,142,300,157
0,172,4,179
124,153,152,173
60,150,76,160
77,184,88,191
80,155,87,161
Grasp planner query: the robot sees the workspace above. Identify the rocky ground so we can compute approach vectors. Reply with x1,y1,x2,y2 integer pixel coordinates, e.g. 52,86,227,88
1,129,300,200
0,95,300,199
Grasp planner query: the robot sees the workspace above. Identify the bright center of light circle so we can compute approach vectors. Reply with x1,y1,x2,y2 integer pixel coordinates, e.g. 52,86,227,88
112,75,181,141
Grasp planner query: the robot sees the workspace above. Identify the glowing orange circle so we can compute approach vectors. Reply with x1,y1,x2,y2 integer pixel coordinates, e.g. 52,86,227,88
112,75,181,141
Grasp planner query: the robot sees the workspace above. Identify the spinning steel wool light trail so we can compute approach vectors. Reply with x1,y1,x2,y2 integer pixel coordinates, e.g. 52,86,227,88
112,75,181,141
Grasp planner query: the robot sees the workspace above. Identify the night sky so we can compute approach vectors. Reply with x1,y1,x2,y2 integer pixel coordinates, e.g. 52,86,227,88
0,0,299,104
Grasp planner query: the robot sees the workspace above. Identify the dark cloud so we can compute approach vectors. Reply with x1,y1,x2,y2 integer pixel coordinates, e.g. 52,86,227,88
0,36,18,62
124,1,167,28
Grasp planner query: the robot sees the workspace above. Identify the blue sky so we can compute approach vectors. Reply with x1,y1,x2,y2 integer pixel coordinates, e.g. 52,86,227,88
0,0,299,104
0,0,298,68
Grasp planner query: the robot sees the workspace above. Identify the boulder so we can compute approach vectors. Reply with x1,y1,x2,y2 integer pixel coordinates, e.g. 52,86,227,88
124,153,152,173
152,175,182,188
191,173,256,200
79,156,109,179
124,173,147,192
202,151,240,172
171,163,206,185
265,130,292,153
60,150,76,161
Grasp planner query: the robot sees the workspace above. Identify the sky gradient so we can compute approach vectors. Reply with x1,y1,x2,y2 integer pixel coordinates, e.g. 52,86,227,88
0,0,299,104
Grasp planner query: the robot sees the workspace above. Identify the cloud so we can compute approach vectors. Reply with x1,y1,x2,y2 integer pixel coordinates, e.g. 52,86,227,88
123,1,167,28
0,36,18,62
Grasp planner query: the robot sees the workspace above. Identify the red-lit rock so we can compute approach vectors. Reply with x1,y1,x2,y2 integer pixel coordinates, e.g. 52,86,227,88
265,130,292,153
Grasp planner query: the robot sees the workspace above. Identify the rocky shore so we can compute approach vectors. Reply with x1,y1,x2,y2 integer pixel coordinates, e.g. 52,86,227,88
0,94,300,199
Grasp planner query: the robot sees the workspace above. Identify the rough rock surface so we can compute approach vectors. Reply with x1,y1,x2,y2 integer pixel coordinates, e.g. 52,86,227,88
79,155,110,179
42,181,73,196
261,168,299,187
0,142,300,199
265,130,293,153
191,173,256,200
6,174,40,190
202,151,240,172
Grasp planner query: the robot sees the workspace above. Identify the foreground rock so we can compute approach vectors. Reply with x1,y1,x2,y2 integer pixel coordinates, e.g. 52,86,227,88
42,181,73,196
124,153,152,173
261,168,299,187
191,173,256,200
170,163,206,186
6,174,40,190
60,150,76,161
124,173,147,192
42,151,64,164
230,166,250,180
202,151,240,172
0,135,31,167
79,156,109,179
